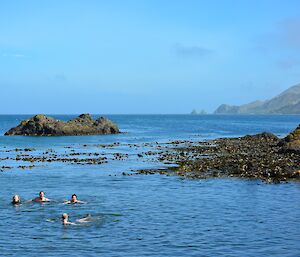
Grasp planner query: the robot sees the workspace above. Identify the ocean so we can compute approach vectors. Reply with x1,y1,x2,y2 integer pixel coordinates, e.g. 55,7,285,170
0,114,299,256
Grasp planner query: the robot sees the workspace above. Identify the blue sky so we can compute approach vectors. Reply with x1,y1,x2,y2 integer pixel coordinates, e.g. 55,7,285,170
0,0,300,114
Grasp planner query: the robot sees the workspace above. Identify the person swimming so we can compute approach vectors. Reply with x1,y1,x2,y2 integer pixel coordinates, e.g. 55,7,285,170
64,194,85,204
61,213,75,225
12,195,21,205
61,213,92,225
32,191,50,202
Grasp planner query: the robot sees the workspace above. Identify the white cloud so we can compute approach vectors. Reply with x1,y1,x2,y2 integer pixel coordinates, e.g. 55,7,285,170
2,53,27,58
173,43,213,58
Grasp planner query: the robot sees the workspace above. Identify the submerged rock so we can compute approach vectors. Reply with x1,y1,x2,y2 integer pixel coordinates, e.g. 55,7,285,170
4,114,120,136
280,124,300,153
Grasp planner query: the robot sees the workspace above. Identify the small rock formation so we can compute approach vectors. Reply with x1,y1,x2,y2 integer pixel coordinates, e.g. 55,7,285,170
191,109,207,115
280,124,300,153
4,114,120,136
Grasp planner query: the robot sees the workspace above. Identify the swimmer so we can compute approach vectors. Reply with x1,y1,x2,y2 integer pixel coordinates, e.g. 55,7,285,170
64,194,85,204
61,213,75,225
61,213,91,225
32,191,50,202
12,195,21,205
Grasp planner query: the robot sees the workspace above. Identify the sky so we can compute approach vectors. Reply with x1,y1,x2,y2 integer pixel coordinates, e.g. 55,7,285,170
0,0,300,114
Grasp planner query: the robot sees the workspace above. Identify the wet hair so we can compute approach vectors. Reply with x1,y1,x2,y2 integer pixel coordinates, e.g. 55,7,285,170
62,213,68,219
72,194,77,198
39,191,45,195
12,195,21,204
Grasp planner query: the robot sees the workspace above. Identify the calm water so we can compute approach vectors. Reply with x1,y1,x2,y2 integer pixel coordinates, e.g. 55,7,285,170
0,114,299,257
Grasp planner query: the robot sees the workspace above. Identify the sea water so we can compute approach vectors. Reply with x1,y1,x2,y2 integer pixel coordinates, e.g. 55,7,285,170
0,114,299,257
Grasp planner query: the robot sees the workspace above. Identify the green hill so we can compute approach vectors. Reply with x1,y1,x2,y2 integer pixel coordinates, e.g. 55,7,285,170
215,84,300,114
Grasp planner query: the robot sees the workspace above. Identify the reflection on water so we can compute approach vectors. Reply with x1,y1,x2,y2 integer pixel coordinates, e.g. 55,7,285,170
0,115,300,256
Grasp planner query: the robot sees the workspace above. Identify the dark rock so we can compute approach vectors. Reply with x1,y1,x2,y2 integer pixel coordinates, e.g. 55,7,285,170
136,130,300,183
279,124,300,153
4,114,120,136
242,132,279,142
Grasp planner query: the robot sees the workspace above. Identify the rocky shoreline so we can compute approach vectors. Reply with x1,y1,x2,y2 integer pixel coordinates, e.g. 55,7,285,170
137,126,300,183
2,116,300,183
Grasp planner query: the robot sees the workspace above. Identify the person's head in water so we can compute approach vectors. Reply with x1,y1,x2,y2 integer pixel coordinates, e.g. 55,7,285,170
12,195,21,204
32,191,50,202
62,213,69,225
39,191,45,200
64,194,84,204
71,194,77,203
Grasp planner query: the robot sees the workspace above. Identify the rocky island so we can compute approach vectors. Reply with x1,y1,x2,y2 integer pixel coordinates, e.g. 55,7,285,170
4,114,120,136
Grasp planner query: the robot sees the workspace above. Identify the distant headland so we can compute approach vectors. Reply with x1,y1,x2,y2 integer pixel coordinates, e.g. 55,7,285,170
214,84,300,114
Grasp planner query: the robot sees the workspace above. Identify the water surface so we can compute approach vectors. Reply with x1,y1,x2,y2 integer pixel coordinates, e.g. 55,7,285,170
0,115,299,256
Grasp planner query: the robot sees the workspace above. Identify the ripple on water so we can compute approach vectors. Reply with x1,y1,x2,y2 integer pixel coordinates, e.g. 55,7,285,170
1,115,300,256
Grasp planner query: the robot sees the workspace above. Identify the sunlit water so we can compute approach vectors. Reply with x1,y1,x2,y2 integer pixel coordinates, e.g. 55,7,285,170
0,115,299,257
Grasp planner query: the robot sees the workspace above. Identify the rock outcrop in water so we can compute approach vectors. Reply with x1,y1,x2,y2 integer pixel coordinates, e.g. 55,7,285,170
280,124,300,153
137,126,300,183
4,114,120,136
